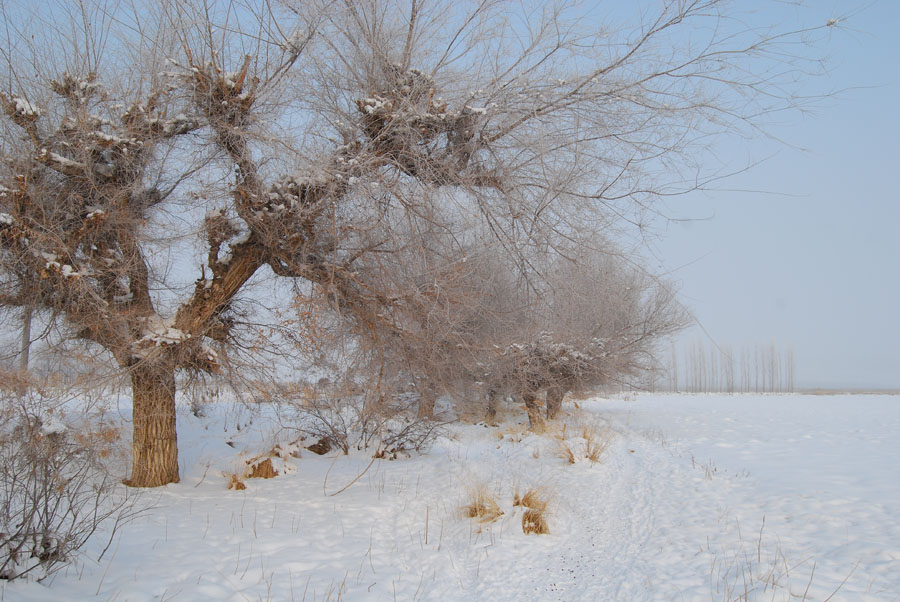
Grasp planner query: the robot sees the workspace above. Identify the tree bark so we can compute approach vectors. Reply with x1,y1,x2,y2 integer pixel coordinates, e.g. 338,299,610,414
523,391,545,432
125,362,179,487
16,306,32,396
416,381,437,419
546,386,565,420
484,388,498,424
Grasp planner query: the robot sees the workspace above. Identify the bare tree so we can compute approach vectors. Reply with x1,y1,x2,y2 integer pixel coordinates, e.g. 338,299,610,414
0,0,841,485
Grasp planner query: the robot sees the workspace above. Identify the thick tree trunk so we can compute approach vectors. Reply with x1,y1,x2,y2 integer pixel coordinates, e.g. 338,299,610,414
416,381,437,419
125,362,179,487
484,389,498,424
546,386,565,420
523,391,545,432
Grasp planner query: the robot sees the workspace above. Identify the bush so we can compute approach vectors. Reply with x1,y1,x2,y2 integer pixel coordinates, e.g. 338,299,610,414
276,382,445,459
0,394,140,581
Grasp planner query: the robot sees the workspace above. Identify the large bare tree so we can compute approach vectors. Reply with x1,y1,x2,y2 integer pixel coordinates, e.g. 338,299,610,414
0,0,840,485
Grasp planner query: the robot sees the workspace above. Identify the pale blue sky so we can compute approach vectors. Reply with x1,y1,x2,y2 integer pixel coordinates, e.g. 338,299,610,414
651,1,900,389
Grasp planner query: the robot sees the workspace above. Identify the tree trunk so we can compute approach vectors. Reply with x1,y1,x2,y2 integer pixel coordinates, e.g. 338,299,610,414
16,306,32,397
125,362,179,487
546,386,565,420
484,388,498,424
416,381,437,419
523,391,545,432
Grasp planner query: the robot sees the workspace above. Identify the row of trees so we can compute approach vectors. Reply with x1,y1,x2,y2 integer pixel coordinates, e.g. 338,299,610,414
0,0,839,486
663,340,796,394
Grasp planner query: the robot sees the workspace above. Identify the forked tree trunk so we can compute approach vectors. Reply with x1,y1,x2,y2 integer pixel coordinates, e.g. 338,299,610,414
125,362,179,487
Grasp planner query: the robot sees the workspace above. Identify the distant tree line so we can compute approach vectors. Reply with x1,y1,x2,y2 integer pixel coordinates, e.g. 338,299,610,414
655,339,795,394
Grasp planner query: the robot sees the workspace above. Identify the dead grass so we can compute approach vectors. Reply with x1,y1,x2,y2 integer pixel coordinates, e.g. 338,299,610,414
246,456,277,479
583,425,612,463
552,418,612,464
462,484,503,523
522,508,549,535
227,473,247,490
513,487,549,512
515,487,551,535
556,438,577,464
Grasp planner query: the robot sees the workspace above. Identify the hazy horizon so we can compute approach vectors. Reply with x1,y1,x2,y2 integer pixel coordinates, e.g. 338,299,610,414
652,2,900,390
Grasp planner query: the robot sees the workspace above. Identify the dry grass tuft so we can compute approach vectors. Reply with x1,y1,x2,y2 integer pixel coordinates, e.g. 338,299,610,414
462,485,504,523
246,456,277,479
522,508,549,535
227,473,247,490
552,417,612,464
557,439,577,464
514,488,549,512
514,487,550,534
583,425,612,463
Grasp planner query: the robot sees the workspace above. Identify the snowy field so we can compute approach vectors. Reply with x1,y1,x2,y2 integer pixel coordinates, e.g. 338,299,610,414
4,393,899,601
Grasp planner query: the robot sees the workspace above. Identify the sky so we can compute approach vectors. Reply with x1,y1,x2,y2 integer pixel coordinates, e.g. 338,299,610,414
648,2,900,390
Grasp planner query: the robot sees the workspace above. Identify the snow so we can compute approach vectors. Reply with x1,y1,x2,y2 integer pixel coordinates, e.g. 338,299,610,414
12,96,41,118
60,264,80,278
231,231,251,246
161,114,196,136
362,97,389,114
3,393,900,601
199,342,219,363
38,149,83,172
0,212,13,225
40,254,89,278
38,414,67,436
131,315,190,357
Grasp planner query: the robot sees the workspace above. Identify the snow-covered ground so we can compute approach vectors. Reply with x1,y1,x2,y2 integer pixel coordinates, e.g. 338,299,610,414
4,393,899,601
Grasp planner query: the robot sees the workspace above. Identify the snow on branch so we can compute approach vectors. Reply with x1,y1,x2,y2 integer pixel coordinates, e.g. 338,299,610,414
131,314,191,359
0,93,43,135
10,97,42,119
36,148,86,177
50,72,103,104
